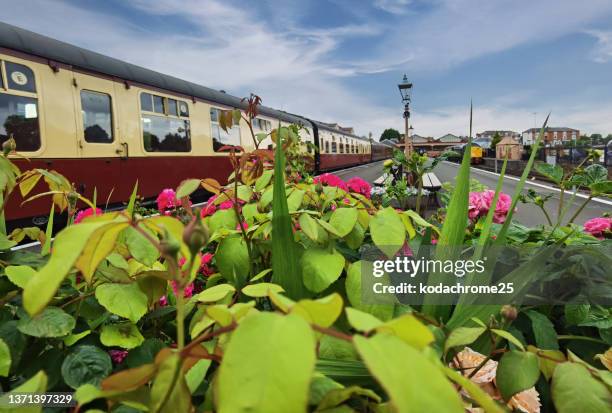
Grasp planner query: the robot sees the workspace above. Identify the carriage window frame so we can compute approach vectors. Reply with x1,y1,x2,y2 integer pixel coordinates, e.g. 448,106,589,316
0,60,41,152
210,107,242,152
80,90,114,144
139,91,192,153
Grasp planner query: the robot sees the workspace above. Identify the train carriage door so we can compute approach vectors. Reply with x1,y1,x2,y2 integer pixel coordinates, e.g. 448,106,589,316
71,72,122,203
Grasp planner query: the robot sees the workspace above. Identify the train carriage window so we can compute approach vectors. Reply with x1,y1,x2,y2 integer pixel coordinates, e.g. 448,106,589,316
153,95,165,114
331,141,337,153
0,94,40,151
140,93,153,112
325,141,330,153
5,62,36,93
210,108,241,151
81,90,113,143
167,99,178,116
142,115,191,152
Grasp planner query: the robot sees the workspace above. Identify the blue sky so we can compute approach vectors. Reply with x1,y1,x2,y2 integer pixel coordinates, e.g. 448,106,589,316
4,0,612,138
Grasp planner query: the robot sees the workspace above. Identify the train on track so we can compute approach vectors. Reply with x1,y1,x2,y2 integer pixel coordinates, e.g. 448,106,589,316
0,22,394,229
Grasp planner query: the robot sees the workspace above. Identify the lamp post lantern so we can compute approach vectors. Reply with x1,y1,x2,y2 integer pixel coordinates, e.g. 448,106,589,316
398,74,413,156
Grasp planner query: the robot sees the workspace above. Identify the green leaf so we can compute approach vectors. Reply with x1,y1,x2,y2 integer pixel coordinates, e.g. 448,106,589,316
23,217,127,316
496,350,540,401
242,282,284,298
100,323,145,349
126,338,166,369
534,162,563,184
123,226,160,267
345,261,394,322
176,178,201,199
0,338,10,376
589,180,612,195
328,208,358,237
565,303,590,325
193,284,236,303
299,213,319,241
377,314,435,350
217,312,316,413
344,223,365,249
354,334,463,412
491,329,525,351
525,310,559,350
186,358,212,394
287,188,305,212
209,209,239,234
0,371,47,413
215,236,249,287
345,307,383,332
17,306,75,337
290,293,343,328
4,265,36,288
301,247,345,293
63,330,91,346
444,327,486,353
95,283,148,323
369,207,406,257
552,362,610,413
271,127,305,299
255,170,273,191
61,345,112,389
150,353,192,413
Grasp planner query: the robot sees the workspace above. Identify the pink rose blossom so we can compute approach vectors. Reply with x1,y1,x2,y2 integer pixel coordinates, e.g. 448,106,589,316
584,217,612,238
314,173,348,191
74,207,103,224
347,177,372,198
342,198,350,205
109,349,128,364
236,221,249,231
468,192,484,220
156,189,181,213
159,295,168,306
201,195,218,217
170,280,194,298
330,203,337,211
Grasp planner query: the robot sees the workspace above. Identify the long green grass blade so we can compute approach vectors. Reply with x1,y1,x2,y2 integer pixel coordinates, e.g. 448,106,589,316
421,103,473,320
41,203,54,256
447,115,550,329
126,180,139,218
271,126,305,299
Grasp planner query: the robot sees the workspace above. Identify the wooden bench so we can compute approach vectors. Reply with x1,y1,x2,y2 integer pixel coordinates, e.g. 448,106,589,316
373,173,392,187
422,172,442,191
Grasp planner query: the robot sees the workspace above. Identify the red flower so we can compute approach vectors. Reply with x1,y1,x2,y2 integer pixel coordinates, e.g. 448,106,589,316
313,173,348,191
156,189,181,213
74,207,103,224
347,177,372,198
109,349,128,364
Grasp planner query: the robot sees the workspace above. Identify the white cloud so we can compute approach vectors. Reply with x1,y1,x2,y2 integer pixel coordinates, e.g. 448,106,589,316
374,0,412,15
586,30,612,63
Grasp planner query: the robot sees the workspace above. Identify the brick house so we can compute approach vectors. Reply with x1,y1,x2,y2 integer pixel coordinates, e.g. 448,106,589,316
522,127,579,146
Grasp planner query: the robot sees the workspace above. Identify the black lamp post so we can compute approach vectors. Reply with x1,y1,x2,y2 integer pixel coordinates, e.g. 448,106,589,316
398,74,413,156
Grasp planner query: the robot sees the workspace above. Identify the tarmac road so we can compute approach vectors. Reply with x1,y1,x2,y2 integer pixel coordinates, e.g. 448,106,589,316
332,160,611,227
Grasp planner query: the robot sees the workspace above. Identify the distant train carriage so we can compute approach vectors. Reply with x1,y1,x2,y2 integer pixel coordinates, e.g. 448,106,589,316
0,22,391,229
450,143,483,164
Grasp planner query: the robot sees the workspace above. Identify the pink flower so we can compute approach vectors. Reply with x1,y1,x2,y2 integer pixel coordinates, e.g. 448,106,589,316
314,173,348,191
468,192,484,220
330,203,337,211
200,253,215,276
347,177,372,198
74,207,103,224
201,195,218,217
156,189,181,213
236,221,249,231
170,280,194,298
109,349,128,364
584,217,612,238
220,200,234,210
342,198,350,205
469,190,513,223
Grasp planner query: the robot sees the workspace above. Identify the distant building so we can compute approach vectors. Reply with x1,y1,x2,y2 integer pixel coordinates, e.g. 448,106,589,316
437,133,462,143
496,136,523,160
477,130,520,141
522,127,579,146
473,136,493,150
410,134,430,143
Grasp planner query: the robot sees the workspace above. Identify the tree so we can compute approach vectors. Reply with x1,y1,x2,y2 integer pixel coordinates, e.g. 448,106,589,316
380,128,401,142
491,132,502,148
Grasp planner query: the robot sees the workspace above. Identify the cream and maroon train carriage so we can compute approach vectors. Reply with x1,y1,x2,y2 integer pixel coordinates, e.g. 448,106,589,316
0,22,391,228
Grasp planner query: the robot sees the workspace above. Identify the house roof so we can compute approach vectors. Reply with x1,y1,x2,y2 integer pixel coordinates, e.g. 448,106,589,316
497,136,521,145
523,127,579,133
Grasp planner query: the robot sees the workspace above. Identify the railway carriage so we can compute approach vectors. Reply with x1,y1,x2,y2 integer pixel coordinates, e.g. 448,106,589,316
0,22,391,229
